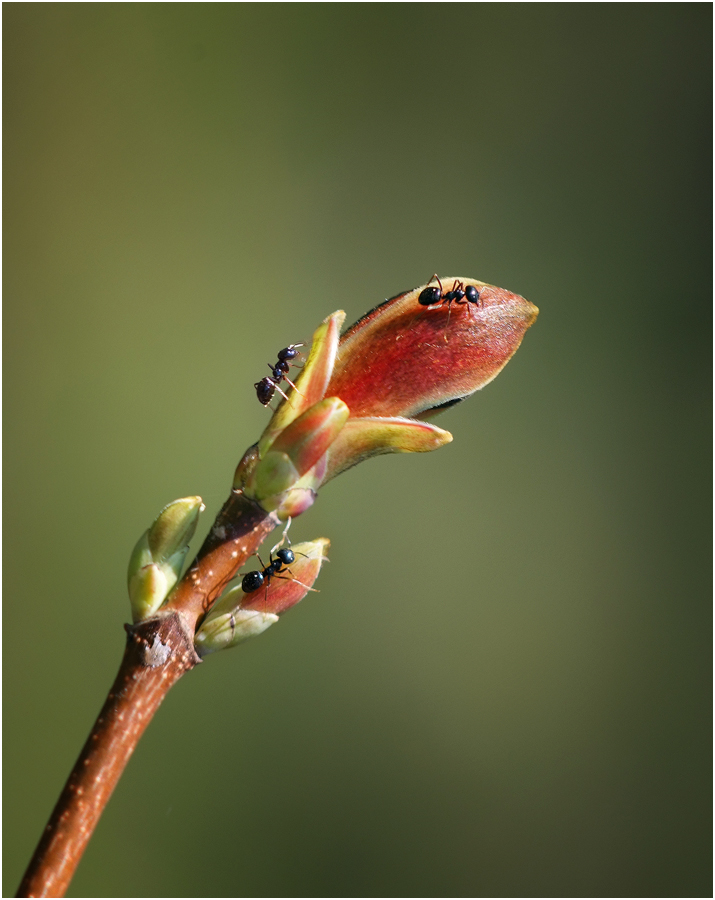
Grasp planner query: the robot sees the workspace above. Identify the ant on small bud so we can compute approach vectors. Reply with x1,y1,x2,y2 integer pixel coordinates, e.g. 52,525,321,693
241,548,298,594
240,544,317,607
241,516,314,596
417,275,481,340
254,343,305,408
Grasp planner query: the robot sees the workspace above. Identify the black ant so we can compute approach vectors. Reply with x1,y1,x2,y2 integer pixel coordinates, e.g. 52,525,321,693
241,546,317,601
417,275,481,339
254,343,305,407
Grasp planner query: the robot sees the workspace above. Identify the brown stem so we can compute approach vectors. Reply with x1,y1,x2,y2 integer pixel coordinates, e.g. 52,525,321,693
17,614,199,898
18,489,277,898
165,489,278,632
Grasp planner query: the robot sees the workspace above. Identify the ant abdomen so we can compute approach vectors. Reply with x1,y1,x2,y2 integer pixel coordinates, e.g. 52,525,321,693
242,570,265,593
418,285,443,306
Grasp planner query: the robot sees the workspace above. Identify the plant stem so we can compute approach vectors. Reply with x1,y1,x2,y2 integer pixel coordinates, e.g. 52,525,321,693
17,614,198,898
17,490,277,898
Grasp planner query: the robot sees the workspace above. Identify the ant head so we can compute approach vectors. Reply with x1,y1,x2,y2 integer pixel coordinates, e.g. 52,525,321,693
465,285,481,304
275,548,295,565
277,343,305,362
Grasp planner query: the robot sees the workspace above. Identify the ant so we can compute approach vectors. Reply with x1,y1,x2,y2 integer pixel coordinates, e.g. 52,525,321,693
241,547,317,601
241,548,297,593
241,516,315,596
254,343,305,408
417,275,481,339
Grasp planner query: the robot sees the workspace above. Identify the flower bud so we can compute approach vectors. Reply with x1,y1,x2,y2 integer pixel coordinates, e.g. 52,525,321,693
235,277,536,519
193,609,279,655
147,497,204,561
327,278,538,419
194,538,330,655
127,496,203,623
244,399,348,510
127,562,172,625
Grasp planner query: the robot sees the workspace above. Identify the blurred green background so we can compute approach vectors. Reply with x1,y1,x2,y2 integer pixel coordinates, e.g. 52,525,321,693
4,5,711,897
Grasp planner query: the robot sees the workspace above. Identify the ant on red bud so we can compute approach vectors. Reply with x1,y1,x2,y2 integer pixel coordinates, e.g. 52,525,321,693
417,275,481,340
241,548,297,593
254,343,305,408
240,545,317,612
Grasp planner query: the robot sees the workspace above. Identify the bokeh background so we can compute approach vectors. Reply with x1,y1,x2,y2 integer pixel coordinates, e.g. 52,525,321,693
4,5,711,898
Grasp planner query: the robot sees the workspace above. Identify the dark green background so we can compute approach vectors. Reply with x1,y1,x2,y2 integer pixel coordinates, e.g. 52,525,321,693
4,4,711,897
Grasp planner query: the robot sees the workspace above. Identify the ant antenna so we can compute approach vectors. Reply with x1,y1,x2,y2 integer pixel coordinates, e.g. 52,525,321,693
427,273,443,293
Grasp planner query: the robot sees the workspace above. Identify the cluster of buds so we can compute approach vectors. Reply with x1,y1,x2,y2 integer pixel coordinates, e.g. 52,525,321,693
236,277,538,519
127,277,537,651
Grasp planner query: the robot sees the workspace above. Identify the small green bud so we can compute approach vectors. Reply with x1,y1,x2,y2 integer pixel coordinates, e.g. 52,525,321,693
194,609,279,656
252,450,301,498
127,496,203,623
128,563,171,624
147,496,204,560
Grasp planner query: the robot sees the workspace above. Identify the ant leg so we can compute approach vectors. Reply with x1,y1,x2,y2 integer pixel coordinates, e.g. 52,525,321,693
274,573,319,593
239,552,261,571
444,299,453,342
270,518,293,554
282,376,304,397
274,384,293,405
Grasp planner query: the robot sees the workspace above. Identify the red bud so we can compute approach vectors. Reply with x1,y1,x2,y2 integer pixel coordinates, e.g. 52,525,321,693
327,278,538,419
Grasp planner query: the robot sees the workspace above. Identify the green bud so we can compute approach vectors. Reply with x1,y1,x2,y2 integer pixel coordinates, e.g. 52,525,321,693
147,496,204,561
247,398,348,509
194,609,279,656
252,450,301,498
127,496,203,623
128,563,171,624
